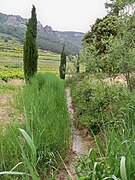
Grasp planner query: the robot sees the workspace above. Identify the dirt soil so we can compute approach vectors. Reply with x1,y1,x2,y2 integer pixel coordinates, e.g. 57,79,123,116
0,79,23,124
103,74,127,85
0,93,14,124
0,79,24,86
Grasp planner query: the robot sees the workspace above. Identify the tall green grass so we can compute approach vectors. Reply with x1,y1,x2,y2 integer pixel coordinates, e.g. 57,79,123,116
0,72,71,179
18,72,71,172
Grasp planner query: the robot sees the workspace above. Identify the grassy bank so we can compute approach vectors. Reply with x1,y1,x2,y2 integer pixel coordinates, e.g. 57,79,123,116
0,72,70,179
68,74,135,179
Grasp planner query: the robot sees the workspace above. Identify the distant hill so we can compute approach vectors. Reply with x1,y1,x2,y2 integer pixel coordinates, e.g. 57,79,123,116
0,12,83,55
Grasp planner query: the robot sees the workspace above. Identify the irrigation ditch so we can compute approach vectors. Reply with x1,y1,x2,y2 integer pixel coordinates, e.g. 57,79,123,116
56,88,98,179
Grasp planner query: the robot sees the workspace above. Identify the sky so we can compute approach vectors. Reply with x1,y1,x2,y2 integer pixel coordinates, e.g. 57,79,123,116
0,0,108,32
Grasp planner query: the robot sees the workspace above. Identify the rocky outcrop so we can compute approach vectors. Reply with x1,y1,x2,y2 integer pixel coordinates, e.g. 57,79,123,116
6,15,27,28
0,12,84,54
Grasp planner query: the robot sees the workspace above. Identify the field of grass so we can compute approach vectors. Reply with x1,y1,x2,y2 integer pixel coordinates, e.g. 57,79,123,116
0,73,71,179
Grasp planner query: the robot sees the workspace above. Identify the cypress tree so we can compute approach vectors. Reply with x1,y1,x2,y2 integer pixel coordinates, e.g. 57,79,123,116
59,45,66,79
76,54,80,73
23,5,38,83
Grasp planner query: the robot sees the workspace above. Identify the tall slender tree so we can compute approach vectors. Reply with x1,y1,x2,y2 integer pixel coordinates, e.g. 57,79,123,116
76,54,80,73
23,5,38,83
59,45,66,79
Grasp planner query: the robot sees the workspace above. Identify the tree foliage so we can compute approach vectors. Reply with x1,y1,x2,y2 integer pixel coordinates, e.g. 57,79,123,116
83,15,118,55
23,5,38,82
81,7,135,90
106,12,135,90
82,15,118,75
59,45,66,79
105,0,135,16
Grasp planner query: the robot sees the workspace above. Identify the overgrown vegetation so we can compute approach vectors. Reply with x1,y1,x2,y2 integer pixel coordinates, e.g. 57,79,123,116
0,73,70,179
72,83,135,179
0,0,135,179
81,1,135,90
67,0,135,179
69,76,133,133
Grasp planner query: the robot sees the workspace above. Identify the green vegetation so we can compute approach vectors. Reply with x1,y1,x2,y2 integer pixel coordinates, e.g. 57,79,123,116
59,45,66,79
0,84,19,93
0,32,21,44
23,5,38,82
83,15,118,55
0,42,61,81
81,3,135,90
0,41,83,81
0,66,24,81
69,68,135,179
0,0,134,179
69,76,132,133
71,78,135,179
67,1,135,179
0,73,70,179
82,14,119,75
105,0,135,16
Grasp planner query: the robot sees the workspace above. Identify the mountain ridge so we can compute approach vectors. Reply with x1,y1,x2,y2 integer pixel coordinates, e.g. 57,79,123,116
0,12,83,55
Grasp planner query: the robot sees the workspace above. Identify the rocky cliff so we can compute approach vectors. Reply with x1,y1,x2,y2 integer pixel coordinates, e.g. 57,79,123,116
0,12,83,54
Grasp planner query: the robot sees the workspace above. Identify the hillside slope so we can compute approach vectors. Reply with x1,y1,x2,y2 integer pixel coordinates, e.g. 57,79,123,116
0,12,83,55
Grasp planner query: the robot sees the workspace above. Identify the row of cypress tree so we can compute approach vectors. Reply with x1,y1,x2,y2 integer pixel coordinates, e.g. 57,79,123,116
23,5,66,82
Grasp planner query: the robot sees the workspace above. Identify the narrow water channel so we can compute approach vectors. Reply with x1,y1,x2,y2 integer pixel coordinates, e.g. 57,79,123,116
66,88,91,155
73,129,91,155
56,88,94,179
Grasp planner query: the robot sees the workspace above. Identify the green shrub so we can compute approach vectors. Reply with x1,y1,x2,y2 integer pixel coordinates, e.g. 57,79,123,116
70,75,132,134
74,103,135,179
72,76,135,179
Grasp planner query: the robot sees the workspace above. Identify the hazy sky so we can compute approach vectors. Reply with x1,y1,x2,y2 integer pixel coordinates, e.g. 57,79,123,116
0,0,107,32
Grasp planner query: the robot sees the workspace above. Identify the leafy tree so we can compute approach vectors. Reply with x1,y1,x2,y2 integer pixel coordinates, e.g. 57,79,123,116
83,15,118,55
106,12,135,91
105,0,135,16
23,5,38,83
82,15,118,74
82,3,135,90
59,45,66,79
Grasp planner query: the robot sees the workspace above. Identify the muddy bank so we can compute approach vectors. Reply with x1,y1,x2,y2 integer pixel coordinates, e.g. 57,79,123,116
0,81,23,124
0,93,14,124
